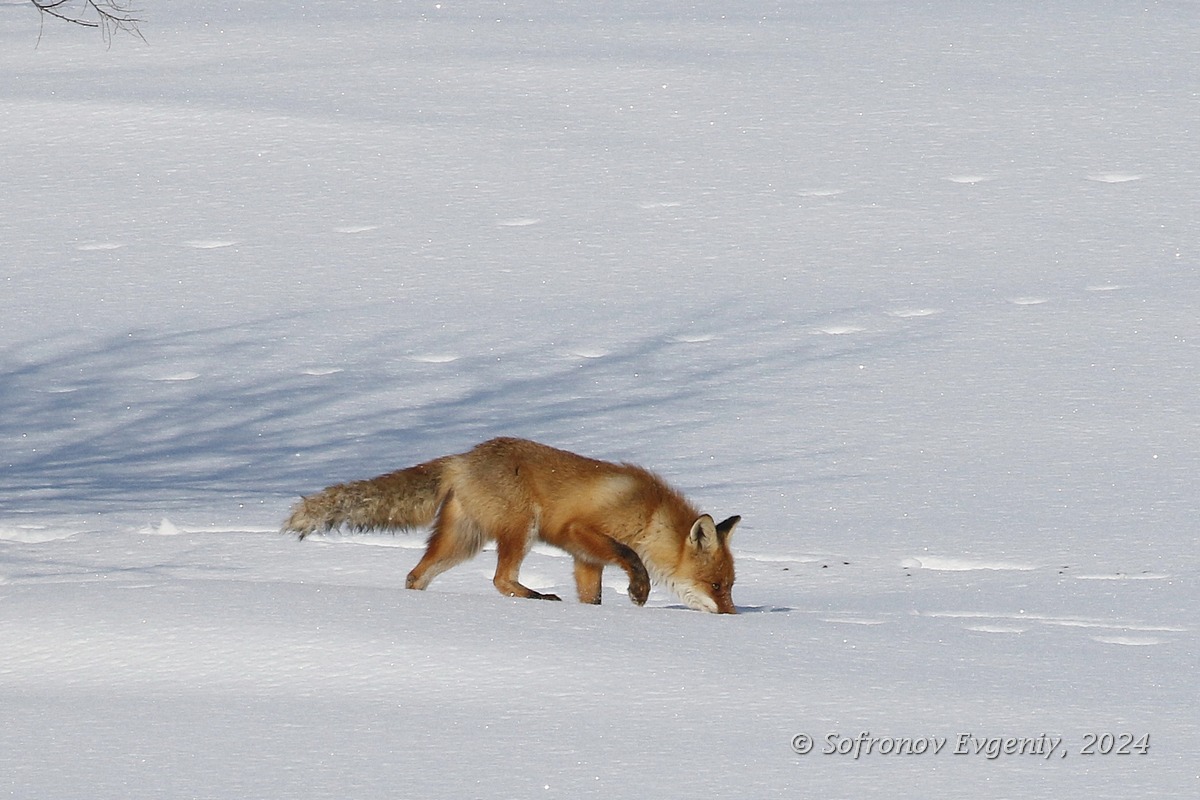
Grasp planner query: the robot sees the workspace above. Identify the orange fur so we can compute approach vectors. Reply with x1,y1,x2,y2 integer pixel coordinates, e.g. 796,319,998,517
281,437,739,612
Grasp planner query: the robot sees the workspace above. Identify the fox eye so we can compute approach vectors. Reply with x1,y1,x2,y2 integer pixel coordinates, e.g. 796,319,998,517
711,582,723,593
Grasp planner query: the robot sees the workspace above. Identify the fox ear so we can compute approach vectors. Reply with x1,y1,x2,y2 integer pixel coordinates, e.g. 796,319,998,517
715,515,740,542
688,514,720,552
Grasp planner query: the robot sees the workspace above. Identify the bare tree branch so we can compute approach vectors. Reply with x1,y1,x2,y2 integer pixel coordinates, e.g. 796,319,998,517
30,0,145,44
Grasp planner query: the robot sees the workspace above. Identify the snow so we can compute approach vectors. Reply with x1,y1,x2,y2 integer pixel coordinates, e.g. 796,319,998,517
2,0,1197,796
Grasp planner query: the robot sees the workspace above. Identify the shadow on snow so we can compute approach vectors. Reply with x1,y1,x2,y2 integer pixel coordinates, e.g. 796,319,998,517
0,302,920,517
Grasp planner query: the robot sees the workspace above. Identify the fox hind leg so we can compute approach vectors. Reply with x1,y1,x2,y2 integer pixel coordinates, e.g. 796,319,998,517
405,493,484,591
492,525,562,601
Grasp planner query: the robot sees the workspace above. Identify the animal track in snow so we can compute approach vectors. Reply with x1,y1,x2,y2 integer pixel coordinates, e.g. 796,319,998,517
300,367,344,376
140,518,184,536
888,308,942,319
812,324,866,336
797,188,846,197
1090,634,1163,646
0,526,80,544
1009,297,1049,306
410,353,460,364
149,371,201,382
183,239,238,249
332,225,380,234
1086,173,1142,184
670,333,717,343
945,175,996,185
496,217,542,228
637,201,683,209
964,624,1029,634
1085,284,1123,293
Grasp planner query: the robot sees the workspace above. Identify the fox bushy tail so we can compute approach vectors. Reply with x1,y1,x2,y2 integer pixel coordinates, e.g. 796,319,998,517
281,458,449,539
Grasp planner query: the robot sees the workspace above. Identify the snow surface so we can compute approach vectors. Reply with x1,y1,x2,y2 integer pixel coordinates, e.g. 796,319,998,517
2,1,1197,797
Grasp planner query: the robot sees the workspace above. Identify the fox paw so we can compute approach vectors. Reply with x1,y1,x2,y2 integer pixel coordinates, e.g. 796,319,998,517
628,577,650,606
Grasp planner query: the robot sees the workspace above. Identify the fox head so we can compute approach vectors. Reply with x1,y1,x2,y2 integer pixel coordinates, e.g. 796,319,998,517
670,514,740,614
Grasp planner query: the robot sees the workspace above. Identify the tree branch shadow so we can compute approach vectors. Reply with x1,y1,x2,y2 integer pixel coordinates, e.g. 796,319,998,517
0,313,732,515
1,302,922,518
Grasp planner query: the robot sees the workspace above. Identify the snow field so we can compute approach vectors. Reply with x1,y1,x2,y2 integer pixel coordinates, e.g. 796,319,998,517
3,1,1198,797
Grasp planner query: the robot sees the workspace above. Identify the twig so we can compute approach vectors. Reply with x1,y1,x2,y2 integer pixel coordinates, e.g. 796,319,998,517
31,0,145,44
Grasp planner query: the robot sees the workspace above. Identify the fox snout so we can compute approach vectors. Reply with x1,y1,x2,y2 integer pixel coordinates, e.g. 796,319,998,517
676,585,737,614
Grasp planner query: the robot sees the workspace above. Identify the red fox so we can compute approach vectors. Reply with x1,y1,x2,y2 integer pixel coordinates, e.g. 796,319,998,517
282,437,740,613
